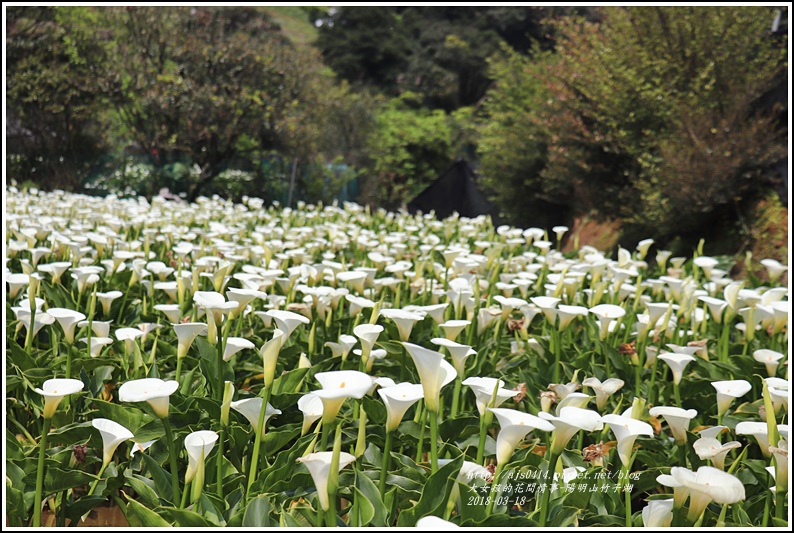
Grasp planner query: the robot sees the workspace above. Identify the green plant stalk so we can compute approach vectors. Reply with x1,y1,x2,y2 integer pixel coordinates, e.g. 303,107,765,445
450,377,462,419
25,280,40,355
246,384,273,498
537,450,560,527
416,409,426,464
57,489,68,527
85,285,96,373
191,453,205,504
355,401,367,457
476,412,488,465
673,381,682,409
622,463,631,527
774,489,784,521
87,462,109,497
601,341,612,376
716,503,729,527
379,430,394,499
215,319,232,402
429,409,439,473
179,481,190,509
719,321,730,363
678,443,688,470
162,418,181,504
175,356,183,384
553,328,561,384
325,422,343,527
485,463,505,516
32,417,52,527
215,427,225,499
321,420,330,452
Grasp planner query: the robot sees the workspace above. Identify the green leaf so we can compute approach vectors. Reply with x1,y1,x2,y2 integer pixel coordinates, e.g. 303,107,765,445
362,395,387,425
355,469,388,526
44,467,97,496
349,485,376,526
123,471,161,509
6,485,27,524
272,367,310,394
92,398,151,434
281,511,304,527
125,498,172,527
459,482,487,523
66,496,109,524
163,507,215,527
264,426,301,456
439,415,479,442
396,455,463,526
243,494,276,527
196,493,226,526
88,366,115,397
140,453,173,504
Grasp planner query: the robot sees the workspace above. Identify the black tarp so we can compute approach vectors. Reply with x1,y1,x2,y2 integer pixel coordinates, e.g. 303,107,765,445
406,159,502,224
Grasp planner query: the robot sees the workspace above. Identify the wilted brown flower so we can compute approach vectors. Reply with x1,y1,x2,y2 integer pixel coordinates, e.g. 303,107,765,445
540,390,558,412
513,383,528,403
583,441,606,467
507,318,525,332
618,342,636,356
73,444,88,464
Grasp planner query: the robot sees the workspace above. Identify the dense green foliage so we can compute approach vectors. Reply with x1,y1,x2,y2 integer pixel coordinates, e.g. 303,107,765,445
478,7,787,242
6,6,788,253
315,6,592,110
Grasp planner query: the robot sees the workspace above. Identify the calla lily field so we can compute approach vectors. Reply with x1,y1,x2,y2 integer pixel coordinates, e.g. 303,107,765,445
4,187,790,527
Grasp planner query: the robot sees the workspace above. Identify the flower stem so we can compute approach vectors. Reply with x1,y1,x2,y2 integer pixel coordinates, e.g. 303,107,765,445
326,422,343,527
553,328,561,383
87,462,108,497
648,358,659,406
162,417,181,505
537,451,560,527
429,409,439,473
215,427,225,499
216,333,224,402
355,401,367,457
246,384,272,499
416,409,426,464
622,463,632,527
673,382,682,408
33,417,51,527
321,420,330,452
175,356,183,384
450,377,462,419
476,412,488,465
65,342,72,381
716,503,729,527
719,323,730,363
678,443,688,470
379,430,394,499
775,490,785,521
180,481,190,509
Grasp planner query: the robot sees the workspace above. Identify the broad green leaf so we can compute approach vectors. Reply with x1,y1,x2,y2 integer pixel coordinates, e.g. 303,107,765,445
123,471,161,509
163,506,215,527
125,498,172,527
396,455,463,526
272,367,310,394
196,493,226,526
92,398,151,434
44,467,97,496
355,469,388,526
141,453,173,505
243,494,276,527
